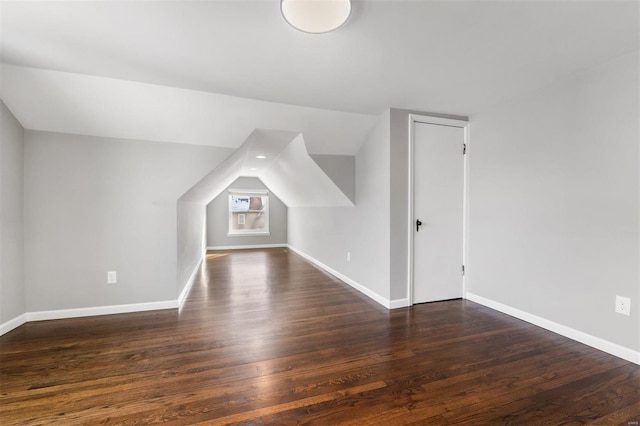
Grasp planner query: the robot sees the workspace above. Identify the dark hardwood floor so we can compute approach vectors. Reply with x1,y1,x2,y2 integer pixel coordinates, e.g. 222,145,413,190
1,248,638,425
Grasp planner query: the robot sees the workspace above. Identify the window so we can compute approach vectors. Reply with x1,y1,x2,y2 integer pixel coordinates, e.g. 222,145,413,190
228,189,269,236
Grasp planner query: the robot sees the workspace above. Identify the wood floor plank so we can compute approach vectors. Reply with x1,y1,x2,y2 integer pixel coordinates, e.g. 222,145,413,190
1,248,638,425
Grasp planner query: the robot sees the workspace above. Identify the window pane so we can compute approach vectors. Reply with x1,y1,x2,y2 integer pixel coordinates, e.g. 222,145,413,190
230,211,265,231
228,193,269,235
249,196,265,211
231,196,250,212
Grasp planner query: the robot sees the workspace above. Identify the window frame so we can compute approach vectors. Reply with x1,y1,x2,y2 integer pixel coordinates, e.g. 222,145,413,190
227,189,270,237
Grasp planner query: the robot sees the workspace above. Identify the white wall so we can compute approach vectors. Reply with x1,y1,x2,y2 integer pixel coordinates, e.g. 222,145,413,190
468,51,639,352
24,131,232,312
0,101,25,326
177,200,207,299
206,177,287,248
288,110,392,302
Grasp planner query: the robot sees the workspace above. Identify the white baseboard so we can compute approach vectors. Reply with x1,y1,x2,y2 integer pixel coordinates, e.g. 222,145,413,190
389,298,410,309
26,300,179,323
286,245,405,310
0,313,28,336
207,244,287,251
178,256,203,308
466,292,640,365
1,257,208,337
0,300,179,337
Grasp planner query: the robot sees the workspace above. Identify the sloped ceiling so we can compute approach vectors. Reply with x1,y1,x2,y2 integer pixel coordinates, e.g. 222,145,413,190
1,1,637,116
181,129,354,207
0,0,637,203
0,65,377,155
260,135,353,207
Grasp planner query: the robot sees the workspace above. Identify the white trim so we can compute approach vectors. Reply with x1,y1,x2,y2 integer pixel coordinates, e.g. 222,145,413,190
228,192,270,236
178,256,203,308
2,303,180,337
24,300,178,323
287,245,402,309
228,188,269,195
226,232,271,237
1,258,206,336
411,115,470,127
0,313,28,336
389,298,410,309
407,116,414,305
407,114,469,306
207,244,287,251
466,292,640,365
462,124,471,296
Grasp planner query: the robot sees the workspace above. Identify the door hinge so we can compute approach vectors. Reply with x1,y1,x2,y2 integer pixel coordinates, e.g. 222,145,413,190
462,265,465,275
463,144,467,155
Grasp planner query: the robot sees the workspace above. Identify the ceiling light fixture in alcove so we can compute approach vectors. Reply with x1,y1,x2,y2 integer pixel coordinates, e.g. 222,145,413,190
281,0,351,34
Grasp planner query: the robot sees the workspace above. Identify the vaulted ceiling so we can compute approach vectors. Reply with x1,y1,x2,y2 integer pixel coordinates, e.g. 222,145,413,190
1,0,638,154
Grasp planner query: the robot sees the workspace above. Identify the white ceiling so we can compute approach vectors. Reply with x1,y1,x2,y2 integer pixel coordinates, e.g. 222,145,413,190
0,64,377,154
1,0,638,152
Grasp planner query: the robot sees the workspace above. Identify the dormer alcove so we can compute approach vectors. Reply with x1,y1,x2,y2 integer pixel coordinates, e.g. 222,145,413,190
177,129,356,295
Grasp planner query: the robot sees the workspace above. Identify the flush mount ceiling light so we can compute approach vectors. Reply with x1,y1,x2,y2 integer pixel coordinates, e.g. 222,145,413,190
256,155,267,159
281,0,351,34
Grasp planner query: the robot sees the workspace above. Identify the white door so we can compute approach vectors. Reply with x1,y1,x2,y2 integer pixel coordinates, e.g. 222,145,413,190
413,121,465,304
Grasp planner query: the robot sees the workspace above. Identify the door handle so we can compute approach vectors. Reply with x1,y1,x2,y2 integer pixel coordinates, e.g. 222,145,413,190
416,219,422,232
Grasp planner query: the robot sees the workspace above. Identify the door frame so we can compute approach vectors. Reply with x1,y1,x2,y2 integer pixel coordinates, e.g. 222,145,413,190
407,114,470,305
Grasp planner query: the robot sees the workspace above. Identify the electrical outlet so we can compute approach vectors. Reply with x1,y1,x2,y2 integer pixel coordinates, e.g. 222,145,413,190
347,251,351,262
107,271,117,284
615,295,630,316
